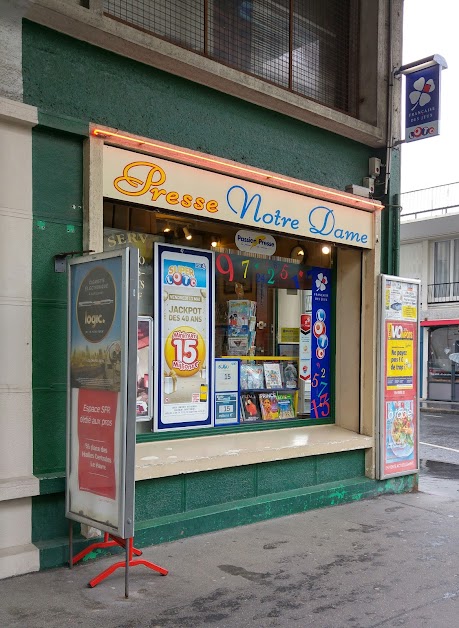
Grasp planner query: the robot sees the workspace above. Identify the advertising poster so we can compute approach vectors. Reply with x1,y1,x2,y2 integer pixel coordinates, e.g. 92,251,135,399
155,244,214,430
215,359,240,426
379,276,420,479
299,314,311,386
310,269,332,419
66,249,138,537
137,317,152,421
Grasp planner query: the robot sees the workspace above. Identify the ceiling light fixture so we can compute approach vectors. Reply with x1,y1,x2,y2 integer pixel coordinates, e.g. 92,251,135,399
183,226,192,240
290,245,305,260
322,245,331,254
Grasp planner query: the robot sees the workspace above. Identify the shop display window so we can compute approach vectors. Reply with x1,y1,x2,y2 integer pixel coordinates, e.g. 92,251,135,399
103,201,334,434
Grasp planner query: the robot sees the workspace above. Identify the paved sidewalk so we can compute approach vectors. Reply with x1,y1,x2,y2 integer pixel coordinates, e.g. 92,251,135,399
1,488,459,628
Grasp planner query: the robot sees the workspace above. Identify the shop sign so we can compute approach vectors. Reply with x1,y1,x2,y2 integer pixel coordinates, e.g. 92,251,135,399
405,64,441,143
103,146,374,249
66,248,138,538
280,327,300,343
154,243,214,430
377,276,420,479
103,229,163,315
235,230,276,255
310,269,332,419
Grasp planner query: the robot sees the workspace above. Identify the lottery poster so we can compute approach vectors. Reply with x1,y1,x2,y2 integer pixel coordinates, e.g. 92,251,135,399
154,244,214,431
378,275,420,479
310,268,332,419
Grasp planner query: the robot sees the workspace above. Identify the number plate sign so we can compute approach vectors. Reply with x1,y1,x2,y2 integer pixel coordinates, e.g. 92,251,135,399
215,359,240,426
154,243,214,431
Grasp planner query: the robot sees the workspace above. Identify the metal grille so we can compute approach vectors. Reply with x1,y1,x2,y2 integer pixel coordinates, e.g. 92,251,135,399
104,0,359,116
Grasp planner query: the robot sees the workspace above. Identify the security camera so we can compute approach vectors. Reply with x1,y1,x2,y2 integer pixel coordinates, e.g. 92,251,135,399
363,177,375,194
369,157,381,178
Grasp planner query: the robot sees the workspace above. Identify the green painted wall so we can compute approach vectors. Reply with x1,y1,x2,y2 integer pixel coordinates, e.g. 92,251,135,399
23,21,373,189
32,128,83,474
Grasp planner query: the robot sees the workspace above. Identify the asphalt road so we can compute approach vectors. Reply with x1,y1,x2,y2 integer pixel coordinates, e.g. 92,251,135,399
419,410,459,498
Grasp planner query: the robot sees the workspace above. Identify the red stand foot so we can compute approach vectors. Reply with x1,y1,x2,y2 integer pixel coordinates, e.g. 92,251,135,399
83,537,168,589
72,532,142,566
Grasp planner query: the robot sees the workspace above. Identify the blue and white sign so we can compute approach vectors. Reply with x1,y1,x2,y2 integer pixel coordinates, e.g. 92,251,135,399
214,358,240,426
310,268,332,420
405,64,441,142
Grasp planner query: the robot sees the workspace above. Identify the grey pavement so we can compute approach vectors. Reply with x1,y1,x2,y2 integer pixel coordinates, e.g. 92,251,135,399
1,484,459,628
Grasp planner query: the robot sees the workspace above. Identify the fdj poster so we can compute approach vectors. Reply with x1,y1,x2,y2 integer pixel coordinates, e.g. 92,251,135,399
378,276,420,479
154,244,214,430
310,268,332,419
66,249,138,538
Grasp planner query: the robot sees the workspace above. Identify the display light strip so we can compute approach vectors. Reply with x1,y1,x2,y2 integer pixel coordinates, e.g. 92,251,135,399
92,128,382,212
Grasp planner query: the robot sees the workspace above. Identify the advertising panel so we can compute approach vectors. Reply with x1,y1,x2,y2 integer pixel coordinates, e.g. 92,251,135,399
103,145,374,249
154,243,214,431
66,248,138,537
378,276,420,479
310,268,332,419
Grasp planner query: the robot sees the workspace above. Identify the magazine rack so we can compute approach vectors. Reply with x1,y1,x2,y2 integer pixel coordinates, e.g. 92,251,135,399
223,356,299,422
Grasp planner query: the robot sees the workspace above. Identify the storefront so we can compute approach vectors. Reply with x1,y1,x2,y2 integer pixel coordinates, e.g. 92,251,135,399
1,4,410,579
77,126,389,495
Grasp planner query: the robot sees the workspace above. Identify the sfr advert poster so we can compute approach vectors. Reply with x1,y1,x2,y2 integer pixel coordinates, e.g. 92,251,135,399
77,389,118,499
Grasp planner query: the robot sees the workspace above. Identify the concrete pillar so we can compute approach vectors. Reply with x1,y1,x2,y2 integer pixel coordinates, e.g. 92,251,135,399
0,97,39,579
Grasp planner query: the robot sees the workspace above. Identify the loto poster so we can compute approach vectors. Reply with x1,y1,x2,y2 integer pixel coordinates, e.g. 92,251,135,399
154,244,214,430
378,276,420,479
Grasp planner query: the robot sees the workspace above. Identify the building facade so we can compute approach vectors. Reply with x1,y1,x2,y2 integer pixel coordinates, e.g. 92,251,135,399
400,183,459,402
0,0,411,580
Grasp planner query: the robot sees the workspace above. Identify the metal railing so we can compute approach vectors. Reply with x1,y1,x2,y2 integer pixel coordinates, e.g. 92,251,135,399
427,283,459,304
400,182,459,222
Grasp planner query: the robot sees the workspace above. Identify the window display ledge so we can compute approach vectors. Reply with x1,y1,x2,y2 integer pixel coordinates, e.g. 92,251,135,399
135,425,373,481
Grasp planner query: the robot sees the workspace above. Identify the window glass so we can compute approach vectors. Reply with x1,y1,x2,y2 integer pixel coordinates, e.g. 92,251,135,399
103,201,333,433
434,240,450,299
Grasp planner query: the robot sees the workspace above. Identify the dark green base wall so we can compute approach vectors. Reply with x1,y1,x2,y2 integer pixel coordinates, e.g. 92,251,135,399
33,451,416,570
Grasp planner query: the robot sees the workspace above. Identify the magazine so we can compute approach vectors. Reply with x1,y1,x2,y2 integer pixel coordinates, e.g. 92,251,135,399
277,393,296,419
227,337,249,356
240,393,262,422
241,364,265,390
282,361,298,389
259,393,280,420
263,363,283,389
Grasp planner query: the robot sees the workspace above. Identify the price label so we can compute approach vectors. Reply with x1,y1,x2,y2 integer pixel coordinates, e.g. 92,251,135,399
215,392,239,425
215,359,240,392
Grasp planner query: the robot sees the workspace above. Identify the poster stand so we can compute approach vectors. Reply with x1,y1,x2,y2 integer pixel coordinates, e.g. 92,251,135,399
68,523,168,597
